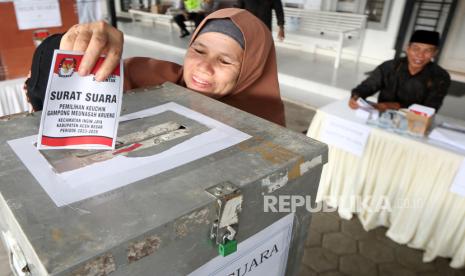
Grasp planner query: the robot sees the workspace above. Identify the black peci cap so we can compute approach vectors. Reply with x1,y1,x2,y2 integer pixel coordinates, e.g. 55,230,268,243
409,30,440,46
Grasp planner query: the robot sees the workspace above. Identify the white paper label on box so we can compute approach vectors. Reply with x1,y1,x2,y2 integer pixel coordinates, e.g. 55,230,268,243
189,213,294,276
320,114,371,157
37,50,123,150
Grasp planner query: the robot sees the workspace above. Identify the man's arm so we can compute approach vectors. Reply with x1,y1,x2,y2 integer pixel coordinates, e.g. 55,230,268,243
351,65,386,99
423,71,451,111
349,64,386,109
272,0,285,41
272,0,285,27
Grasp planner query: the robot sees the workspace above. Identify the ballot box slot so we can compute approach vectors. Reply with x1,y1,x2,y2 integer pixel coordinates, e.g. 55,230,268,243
0,112,32,122
37,110,211,174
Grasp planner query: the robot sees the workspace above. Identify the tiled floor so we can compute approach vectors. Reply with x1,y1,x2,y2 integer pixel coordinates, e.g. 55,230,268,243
298,211,465,276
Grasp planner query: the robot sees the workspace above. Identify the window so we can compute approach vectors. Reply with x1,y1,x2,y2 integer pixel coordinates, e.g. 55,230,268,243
363,0,392,29
335,0,392,29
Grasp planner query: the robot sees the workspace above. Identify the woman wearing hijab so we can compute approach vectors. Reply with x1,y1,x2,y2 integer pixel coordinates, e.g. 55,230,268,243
26,8,286,126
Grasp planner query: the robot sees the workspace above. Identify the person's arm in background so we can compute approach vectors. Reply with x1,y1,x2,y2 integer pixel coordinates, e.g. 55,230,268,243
273,0,285,41
211,0,220,12
422,70,451,111
201,0,219,14
236,0,244,8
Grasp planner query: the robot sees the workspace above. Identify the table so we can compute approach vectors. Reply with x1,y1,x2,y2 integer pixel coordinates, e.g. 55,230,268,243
307,99,465,268
0,77,30,117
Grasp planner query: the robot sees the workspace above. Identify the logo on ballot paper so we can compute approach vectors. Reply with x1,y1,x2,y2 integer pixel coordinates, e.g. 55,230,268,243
57,57,76,77
37,50,124,150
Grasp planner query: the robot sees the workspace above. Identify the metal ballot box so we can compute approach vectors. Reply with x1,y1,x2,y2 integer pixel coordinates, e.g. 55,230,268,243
0,83,327,276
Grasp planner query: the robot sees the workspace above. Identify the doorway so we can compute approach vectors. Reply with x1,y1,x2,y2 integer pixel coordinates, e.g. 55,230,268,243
439,0,465,79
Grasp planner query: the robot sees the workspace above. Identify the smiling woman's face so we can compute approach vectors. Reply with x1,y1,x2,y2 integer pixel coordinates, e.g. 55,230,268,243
183,32,244,98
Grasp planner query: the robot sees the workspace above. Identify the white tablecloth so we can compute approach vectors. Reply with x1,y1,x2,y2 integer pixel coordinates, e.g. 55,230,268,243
0,78,31,117
307,100,465,268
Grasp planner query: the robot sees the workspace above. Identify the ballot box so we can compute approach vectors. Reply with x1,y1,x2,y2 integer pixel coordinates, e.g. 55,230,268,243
0,83,327,276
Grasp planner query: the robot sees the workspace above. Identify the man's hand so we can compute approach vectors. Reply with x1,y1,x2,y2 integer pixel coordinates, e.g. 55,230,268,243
277,26,285,42
60,21,124,81
348,96,359,109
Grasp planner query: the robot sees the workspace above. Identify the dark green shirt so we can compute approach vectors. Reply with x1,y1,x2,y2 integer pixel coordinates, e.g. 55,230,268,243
352,58,451,111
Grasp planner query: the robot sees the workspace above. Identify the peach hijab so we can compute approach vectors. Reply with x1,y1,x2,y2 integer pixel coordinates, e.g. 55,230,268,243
124,8,285,126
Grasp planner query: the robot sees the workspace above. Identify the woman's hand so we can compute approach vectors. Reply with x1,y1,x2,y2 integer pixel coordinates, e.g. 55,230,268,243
60,21,124,81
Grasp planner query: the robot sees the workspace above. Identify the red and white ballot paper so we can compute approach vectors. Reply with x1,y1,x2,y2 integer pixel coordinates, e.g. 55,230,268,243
37,50,123,150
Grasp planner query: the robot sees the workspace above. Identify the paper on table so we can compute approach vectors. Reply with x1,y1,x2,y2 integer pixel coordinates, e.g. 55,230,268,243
188,213,294,276
320,114,372,157
440,122,465,133
450,159,465,197
429,127,465,151
356,98,374,109
355,98,379,121
8,102,251,206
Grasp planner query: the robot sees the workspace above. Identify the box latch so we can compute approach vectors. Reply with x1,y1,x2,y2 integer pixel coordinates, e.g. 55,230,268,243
205,182,242,257
1,231,30,276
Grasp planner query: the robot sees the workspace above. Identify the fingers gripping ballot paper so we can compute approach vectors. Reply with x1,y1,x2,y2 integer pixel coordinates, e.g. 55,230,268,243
37,50,124,150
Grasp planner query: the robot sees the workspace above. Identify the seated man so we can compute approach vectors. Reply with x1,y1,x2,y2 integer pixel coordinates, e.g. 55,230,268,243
349,30,451,112
174,0,219,38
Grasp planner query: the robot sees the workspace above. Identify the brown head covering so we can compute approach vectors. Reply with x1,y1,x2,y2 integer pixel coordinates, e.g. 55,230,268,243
124,8,285,126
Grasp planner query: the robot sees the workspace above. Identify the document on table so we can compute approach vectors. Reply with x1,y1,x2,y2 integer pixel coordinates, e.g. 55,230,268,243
450,159,465,197
355,98,379,121
320,114,372,157
429,126,465,151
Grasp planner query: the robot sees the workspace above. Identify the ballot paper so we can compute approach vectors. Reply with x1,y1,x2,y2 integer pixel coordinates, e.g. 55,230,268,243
37,50,123,150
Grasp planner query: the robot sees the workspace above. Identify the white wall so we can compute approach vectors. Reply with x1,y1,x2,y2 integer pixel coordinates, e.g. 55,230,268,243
359,0,405,63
